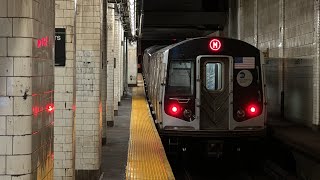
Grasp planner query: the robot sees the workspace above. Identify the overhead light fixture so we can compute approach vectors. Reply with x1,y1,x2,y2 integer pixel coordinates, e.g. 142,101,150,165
128,0,136,36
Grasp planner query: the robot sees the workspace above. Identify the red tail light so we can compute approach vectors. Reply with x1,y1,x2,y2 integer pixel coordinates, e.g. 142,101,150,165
247,104,258,116
169,104,182,115
164,97,195,121
172,106,178,113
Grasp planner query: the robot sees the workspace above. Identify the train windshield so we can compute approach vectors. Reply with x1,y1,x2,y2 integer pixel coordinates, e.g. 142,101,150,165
167,61,194,95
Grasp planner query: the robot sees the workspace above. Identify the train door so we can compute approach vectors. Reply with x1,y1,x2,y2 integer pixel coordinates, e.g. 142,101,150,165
196,56,233,130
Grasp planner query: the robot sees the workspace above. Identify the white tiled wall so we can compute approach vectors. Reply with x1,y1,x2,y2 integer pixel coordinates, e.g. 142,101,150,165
75,0,102,171
0,0,55,179
54,0,76,179
106,4,115,126
239,0,319,126
240,0,316,63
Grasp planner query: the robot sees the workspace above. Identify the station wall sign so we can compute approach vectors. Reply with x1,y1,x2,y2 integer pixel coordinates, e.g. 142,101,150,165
55,28,66,66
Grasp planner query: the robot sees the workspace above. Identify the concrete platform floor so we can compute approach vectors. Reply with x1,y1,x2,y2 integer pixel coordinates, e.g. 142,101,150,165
101,91,132,180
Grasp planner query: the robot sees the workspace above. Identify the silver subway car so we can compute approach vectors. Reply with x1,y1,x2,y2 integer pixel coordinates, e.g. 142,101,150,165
143,37,267,139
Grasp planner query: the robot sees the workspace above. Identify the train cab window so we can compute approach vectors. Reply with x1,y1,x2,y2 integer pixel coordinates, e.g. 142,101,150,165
167,61,194,95
205,63,222,91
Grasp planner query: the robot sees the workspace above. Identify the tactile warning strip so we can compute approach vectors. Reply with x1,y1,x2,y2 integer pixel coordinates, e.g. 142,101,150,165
126,75,175,180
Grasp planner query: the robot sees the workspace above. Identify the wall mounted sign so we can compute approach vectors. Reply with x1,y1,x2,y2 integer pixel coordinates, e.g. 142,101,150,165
55,28,66,66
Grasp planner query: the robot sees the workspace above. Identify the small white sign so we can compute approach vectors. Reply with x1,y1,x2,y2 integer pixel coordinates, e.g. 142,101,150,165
236,70,253,87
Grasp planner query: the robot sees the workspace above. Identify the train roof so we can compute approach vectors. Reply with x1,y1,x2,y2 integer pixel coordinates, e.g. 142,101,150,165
144,45,167,55
154,36,259,53
152,36,260,59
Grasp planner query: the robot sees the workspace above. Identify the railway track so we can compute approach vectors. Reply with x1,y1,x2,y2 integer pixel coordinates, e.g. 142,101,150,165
168,142,299,180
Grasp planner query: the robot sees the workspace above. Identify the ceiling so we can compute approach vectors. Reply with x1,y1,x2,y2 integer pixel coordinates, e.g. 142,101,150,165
109,0,230,54
137,0,229,40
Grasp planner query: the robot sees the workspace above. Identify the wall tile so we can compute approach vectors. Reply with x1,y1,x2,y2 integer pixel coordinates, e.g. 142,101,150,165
0,136,12,155
6,155,31,174
0,18,12,37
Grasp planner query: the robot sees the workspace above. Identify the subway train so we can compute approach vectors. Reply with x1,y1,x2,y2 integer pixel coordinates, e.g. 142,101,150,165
142,37,267,148
143,45,166,90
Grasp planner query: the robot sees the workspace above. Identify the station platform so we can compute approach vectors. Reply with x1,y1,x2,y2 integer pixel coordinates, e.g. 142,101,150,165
101,74,175,180
126,75,175,179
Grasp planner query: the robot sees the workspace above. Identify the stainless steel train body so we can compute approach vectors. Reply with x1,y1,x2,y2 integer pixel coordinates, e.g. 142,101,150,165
143,45,166,99
143,37,267,138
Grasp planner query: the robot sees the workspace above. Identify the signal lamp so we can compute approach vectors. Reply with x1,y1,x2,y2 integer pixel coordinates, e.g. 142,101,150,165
247,104,258,116
169,104,181,115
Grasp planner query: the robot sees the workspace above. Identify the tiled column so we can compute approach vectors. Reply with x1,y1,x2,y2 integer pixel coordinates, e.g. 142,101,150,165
123,36,128,95
127,41,137,85
0,0,55,179
106,4,115,127
101,0,108,145
237,0,242,39
54,0,77,179
313,0,320,126
120,25,124,100
239,0,255,45
75,0,102,179
113,14,120,115
253,0,258,47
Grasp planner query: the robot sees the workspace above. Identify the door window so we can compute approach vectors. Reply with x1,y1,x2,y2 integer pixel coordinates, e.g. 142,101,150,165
205,63,222,91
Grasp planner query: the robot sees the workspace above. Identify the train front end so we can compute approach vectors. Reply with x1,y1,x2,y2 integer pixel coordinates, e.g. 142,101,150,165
160,37,266,138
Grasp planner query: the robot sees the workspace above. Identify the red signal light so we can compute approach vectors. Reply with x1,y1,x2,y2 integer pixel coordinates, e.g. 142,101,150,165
172,106,178,113
169,104,181,115
48,105,54,112
247,104,258,116
46,104,54,112
209,39,221,51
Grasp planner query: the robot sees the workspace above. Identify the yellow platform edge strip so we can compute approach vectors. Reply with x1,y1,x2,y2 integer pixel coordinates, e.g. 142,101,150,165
126,74,175,180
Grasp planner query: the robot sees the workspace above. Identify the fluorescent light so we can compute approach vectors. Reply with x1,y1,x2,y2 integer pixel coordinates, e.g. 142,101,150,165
128,0,136,36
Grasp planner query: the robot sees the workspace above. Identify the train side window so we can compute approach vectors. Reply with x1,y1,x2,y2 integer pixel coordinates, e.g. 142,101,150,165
167,61,194,95
205,63,222,91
